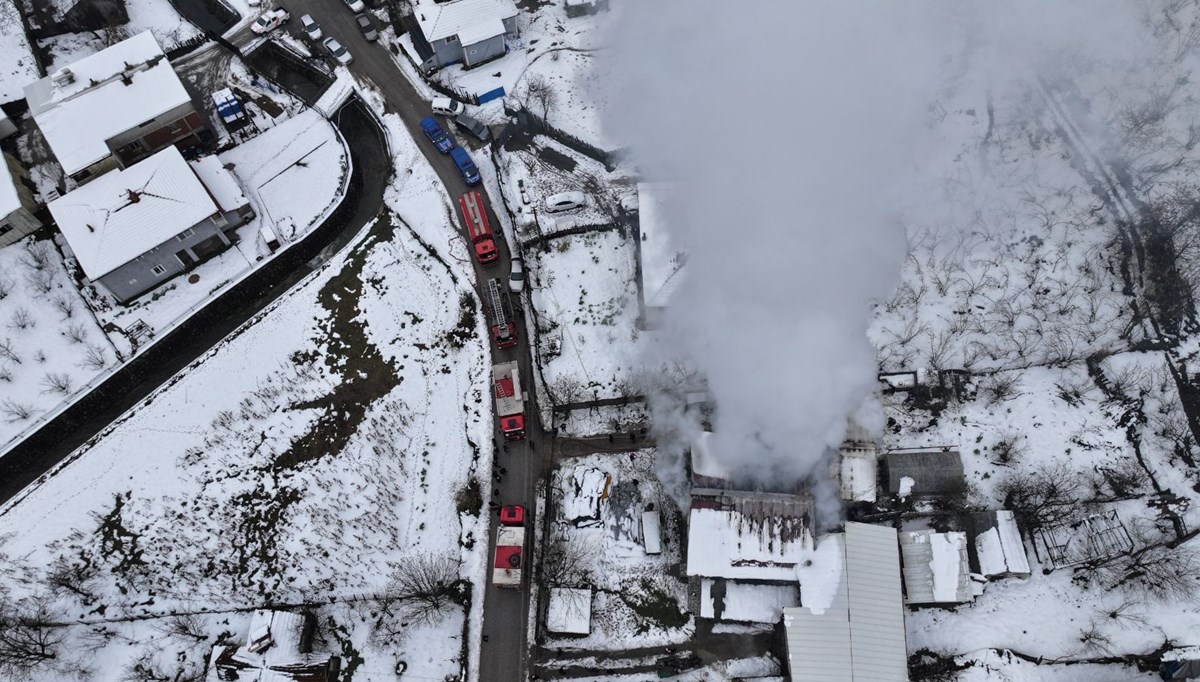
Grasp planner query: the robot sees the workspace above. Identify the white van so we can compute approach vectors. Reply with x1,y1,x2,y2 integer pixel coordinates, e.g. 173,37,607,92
431,97,467,117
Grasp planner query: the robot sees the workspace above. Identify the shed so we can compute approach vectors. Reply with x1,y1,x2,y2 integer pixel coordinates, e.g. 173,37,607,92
642,510,662,555
963,510,1031,579
899,530,974,605
884,448,965,497
547,587,591,635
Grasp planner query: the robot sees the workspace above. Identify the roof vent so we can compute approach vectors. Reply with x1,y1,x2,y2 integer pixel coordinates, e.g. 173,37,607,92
51,68,74,87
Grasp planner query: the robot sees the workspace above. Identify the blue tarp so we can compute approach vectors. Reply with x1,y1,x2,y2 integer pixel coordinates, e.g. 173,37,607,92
478,87,506,104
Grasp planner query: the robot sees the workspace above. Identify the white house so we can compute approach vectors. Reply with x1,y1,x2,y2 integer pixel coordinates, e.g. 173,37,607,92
25,31,205,183
0,152,42,248
49,146,252,303
782,523,908,682
409,0,520,71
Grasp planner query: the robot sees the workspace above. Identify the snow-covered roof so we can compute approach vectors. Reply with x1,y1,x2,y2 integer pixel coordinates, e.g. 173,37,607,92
884,448,965,496
835,442,878,503
190,155,248,213
783,523,907,682
700,580,798,623
228,610,330,675
900,530,974,605
24,31,192,176
686,495,814,582
559,465,609,526
969,510,1030,577
547,587,591,635
0,154,22,219
636,182,686,309
49,146,218,280
413,0,517,45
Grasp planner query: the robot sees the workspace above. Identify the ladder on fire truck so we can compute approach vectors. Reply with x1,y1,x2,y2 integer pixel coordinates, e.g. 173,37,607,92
486,279,509,329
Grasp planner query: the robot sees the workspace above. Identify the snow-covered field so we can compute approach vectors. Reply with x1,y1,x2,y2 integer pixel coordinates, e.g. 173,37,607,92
0,0,40,103
0,90,491,682
0,238,117,447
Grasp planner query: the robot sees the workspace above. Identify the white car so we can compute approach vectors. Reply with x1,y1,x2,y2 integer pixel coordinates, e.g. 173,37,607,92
344,0,366,11
543,191,587,213
251,8,290,34
509,257,525,294
323,37,354,66
300,14,321,40
432,97,467,117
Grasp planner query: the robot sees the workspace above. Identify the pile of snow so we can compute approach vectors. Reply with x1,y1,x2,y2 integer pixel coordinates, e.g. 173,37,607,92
547,587,592,635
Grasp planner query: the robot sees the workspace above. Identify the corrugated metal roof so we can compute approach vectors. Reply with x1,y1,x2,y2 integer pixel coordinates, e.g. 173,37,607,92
885,450,965,495
783,523,908,681
846,523,908,681
49,146,217,279
900,530,973,604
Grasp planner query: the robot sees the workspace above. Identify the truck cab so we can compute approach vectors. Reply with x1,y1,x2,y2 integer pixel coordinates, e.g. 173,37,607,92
458,190,498,265
450,147,481,186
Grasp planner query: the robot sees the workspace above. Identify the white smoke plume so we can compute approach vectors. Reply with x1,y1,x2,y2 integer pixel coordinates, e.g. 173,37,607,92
602,1,1145,498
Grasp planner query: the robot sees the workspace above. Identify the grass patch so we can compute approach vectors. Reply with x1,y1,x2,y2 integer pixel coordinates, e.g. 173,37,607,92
455,478,482,516
619,578,688,633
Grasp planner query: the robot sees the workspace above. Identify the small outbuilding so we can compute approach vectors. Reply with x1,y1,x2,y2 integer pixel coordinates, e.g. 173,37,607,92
547,587,592,636
899,530,974,605
963,510,1031,579
883,448,965,498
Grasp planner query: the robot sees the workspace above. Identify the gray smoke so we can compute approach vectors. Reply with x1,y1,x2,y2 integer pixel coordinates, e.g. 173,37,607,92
603,1,1144,497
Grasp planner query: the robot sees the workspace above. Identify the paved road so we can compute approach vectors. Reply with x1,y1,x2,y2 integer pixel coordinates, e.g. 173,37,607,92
266,7,546,680
0,100,389,506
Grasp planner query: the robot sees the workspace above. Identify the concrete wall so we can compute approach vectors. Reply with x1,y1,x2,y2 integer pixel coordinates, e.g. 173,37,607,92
97,207,250,303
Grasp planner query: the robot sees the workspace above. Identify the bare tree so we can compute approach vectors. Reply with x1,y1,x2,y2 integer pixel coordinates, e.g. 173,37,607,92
551,375,586,407
45,555,100,605
158,612,208,643
0,337,20,365
40,372,73,396
524,74,558,123
995,461,1085,532
62,323,89,345
0,276,12,300
1089,540,1200,600
381,555,466,626
0,594,66,678
541,530,597,587
52,295,74,320
20,241,52,272
0,400,33,422
80,344,107,371
25,269,54,295
9,307,33,331
990,431,1027,466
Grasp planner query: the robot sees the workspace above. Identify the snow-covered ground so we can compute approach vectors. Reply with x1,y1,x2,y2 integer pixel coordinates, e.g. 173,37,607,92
38,0,202,72
0,0,40,103
0,85,491,682
543,451,693,652
0,238,117,447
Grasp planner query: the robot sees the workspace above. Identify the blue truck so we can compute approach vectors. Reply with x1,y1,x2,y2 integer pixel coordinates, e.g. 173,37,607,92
211,88,246,128
419,116,453,154
450,147,481,186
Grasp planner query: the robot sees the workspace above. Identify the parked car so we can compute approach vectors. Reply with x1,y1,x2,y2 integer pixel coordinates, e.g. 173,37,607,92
543,191,587,213
432,97,467,117
300,14,321,40
450,147,481,186
322,37,354,66
343,0,365,11
454,114,491,143
508,257,525,294
419,116,453,154
211,88,246,126
251,8,290,34
355,14,378,41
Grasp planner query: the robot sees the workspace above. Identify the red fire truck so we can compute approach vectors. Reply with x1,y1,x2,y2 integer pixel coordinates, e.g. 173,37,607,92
483,278,517,349
492,504,526,588
458,190,498,266
492,361,526,440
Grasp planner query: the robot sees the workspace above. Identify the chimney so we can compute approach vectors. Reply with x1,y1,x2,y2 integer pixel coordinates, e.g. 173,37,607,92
50,68,75,87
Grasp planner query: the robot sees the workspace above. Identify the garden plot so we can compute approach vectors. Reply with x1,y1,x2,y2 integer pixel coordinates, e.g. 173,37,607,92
92,109,348,341
0,106,491,682
0,238,118,448
526,229,646,408
544,451,693,652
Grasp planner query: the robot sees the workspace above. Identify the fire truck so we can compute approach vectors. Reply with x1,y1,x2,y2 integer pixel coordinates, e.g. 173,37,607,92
492,504,526,588
458,190,498,266
483,278,517,349
492,360,526,440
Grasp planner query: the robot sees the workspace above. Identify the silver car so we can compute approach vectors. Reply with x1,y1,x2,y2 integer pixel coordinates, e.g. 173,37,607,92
509,257,525,294
300,14,321,40
454,113,491,143
322,37,353,66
